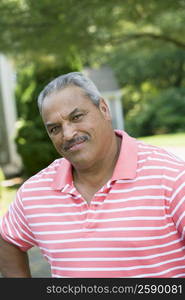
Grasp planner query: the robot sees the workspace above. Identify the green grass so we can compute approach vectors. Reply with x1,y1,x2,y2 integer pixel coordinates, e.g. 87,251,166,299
138,133,185,147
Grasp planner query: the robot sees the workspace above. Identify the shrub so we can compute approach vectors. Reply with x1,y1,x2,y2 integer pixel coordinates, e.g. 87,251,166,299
125,87,185,137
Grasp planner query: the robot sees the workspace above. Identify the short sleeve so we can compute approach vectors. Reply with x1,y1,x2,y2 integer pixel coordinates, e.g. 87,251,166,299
0,187,37,251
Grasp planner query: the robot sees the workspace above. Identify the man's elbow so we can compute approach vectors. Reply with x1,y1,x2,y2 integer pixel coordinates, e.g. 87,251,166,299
0,234,31,278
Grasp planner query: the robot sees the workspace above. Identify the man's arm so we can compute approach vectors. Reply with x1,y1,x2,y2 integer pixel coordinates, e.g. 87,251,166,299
0,234,31,277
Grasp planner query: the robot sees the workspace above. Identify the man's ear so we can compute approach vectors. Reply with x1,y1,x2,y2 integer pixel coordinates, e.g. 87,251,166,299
99,98,112,120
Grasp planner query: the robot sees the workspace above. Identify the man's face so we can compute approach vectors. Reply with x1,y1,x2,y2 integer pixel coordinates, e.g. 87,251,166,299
41,85,113,169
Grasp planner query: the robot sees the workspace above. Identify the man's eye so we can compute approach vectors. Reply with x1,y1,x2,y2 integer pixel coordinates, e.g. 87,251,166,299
73,114,83,121
50,126,60,134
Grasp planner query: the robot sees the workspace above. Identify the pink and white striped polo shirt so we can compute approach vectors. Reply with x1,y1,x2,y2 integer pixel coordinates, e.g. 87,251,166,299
1,130,185,278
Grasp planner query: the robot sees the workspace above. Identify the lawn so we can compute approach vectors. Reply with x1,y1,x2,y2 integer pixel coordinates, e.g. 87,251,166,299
138,132,185,147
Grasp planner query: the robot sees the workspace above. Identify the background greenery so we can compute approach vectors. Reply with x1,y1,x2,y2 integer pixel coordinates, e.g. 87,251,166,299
0,0,184,177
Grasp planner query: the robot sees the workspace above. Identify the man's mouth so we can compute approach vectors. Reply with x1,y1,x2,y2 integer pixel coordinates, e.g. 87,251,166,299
68,141,85,152
63,136,89,152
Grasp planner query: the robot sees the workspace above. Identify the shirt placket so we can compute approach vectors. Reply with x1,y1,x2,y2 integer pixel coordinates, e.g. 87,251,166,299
83,180,114,228
61,183,89,225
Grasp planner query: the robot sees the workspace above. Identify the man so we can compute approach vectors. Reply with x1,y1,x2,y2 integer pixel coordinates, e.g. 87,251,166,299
0,72,185,278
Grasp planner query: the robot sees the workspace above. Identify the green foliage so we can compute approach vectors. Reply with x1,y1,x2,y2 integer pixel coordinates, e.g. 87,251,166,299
125,88,185,137
15,119,58,177
109,40,185,137
111,45,185,88
1,0,185,152
0,0,184,62
15,62,80,177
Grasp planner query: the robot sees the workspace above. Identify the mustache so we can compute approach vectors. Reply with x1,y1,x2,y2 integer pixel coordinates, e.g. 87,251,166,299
62,135,89,151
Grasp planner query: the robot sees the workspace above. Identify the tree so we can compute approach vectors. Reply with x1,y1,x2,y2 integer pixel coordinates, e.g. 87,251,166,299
108,34,185,136
1,0,185,142
0,0,184,63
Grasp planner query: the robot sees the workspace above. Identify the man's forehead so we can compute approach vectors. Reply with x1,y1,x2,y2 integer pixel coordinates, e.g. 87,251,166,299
44,85,91,106
42,90,93,122
49,85,86,98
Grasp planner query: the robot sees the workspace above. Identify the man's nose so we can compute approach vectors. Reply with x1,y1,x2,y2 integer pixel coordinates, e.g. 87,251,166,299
62,123,77,141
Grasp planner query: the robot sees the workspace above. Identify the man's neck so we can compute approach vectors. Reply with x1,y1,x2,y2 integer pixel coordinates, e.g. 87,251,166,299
73,135,122,189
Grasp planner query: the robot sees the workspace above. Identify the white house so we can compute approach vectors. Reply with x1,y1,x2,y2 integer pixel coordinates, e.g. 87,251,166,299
0,54,22,176
83,65,124,130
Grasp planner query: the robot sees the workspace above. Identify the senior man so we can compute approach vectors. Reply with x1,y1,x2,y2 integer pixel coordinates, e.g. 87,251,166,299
0,72,185,278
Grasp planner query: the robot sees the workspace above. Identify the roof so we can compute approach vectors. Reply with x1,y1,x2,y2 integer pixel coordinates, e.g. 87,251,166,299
83,65,120,92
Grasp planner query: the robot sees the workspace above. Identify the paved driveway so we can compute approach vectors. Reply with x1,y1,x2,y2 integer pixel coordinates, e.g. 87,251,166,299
28,247,51,277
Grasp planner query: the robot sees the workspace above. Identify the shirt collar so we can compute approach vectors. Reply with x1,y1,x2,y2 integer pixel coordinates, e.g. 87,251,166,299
112,130,138,181
51,130,138,190
51,158,72,190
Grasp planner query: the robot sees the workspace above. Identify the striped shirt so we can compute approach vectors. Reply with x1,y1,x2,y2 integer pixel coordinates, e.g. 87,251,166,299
1,130,185,278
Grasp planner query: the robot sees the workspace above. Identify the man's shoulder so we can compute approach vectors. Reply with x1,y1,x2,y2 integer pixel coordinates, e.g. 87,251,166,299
21,158,64,188
136,139,185,170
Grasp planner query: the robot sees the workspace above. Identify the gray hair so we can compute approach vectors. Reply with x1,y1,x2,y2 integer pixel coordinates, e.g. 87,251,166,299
37,72,102,113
